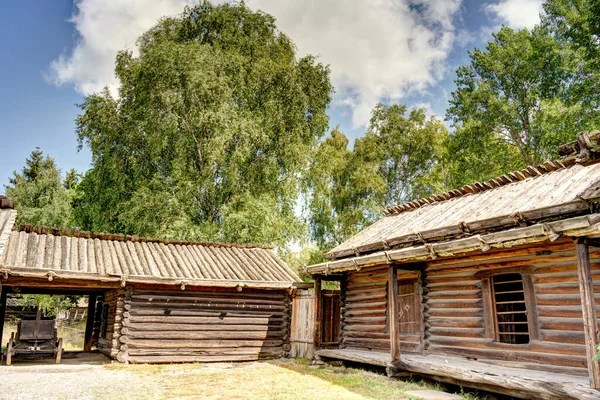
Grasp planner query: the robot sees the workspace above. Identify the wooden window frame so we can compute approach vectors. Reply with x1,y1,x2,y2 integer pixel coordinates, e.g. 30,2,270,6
478,267,539,343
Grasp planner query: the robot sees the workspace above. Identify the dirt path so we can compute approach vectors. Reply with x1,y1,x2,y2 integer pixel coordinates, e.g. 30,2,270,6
0,353,162,400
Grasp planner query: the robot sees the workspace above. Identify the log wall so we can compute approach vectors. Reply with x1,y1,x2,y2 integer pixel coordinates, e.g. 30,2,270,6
424,240,600,374
117,287,291,363
97,289,126,359
342,266,421,352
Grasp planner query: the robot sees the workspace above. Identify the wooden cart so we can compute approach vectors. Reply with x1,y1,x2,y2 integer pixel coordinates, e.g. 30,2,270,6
5,308,62,365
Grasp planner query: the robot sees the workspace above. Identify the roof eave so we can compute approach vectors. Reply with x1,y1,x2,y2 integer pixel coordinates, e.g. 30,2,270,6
308,213,600,275
0,267,307,290
324,198,596,260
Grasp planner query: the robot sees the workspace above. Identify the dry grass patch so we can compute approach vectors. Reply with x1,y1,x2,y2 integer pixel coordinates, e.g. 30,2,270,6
106,359,444,400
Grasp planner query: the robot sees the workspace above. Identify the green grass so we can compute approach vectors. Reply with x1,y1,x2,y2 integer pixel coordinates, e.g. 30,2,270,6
105,359,468,400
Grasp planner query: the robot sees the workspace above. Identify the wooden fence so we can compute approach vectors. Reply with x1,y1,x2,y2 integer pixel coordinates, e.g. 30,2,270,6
290,289,340,359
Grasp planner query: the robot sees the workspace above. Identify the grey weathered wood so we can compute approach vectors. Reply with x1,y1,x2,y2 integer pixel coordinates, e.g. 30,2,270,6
388,264,400,362
317,348,600,400
576,238,600,389
314,276,322,352
84,294,97,352
0,288,7,350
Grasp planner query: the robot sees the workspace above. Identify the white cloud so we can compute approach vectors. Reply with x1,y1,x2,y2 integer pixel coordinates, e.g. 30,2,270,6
248,0,462,127
47,0,196,95
48,0,462,128
485,0,543,30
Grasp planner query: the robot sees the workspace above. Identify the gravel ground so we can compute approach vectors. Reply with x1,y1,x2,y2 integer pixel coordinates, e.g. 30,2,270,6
0,353,163,400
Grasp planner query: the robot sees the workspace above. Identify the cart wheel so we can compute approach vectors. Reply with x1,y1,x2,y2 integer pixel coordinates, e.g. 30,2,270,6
55,338,62,364
6,340,13,366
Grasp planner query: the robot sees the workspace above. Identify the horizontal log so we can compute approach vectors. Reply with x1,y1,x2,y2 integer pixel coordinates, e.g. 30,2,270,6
131,296,285,307
344,328,389,337
128,308,284,318
426,298,482,308
127,323,283,332
428,317,483,328
535,282,600,295
426,308,482,318
131,301,285,312
536,294,590,306
429,337,586,356
132,290,286,300
128,315,284,325
343,338,390,350
344,309,387,318
127,330,285,340
427,284,481,293
127,339,283,349
127,347,283,357
426,327,485,338
425,290,481,299
344,301,387,311
537,305,588,319
345,293,387,303
540,329,585,345
539,317,584,331
429,345,587,368
340,316,386,325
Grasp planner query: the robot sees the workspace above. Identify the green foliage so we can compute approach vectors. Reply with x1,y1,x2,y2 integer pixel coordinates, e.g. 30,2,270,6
74,1,332,246
303,128,385,250
5,148,75,227
445,25,600,187
357,104,448,207
281,245,324,281
16,294,80,317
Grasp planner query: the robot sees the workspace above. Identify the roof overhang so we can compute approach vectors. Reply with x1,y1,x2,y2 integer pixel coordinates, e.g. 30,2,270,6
0,267,312,290
306,213,600,275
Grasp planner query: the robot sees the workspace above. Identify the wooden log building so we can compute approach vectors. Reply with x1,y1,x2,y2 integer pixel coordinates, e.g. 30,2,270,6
305,132,600,399
0,198,309,364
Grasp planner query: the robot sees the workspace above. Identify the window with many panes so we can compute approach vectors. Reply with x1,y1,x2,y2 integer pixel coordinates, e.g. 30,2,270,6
492,273,530,344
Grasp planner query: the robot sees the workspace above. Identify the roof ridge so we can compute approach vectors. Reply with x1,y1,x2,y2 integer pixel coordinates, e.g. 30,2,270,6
383,158,576,217
14,224,273,250
384,131,600,217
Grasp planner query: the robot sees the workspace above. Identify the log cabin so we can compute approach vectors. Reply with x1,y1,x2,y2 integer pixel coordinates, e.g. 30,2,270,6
0,197,309,364
305,132,600,400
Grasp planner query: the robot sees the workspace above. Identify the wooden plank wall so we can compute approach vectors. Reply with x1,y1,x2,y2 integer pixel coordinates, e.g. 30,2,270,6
119,287,291,363
290,289,315,358
97,289,125,359
424,240,600,374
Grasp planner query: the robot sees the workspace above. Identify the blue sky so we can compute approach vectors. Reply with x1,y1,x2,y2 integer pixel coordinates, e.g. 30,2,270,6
0,0,544,194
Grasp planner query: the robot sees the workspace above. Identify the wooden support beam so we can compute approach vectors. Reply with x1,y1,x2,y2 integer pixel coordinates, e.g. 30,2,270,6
84,294,97,352
0,288,7,350
388,264,401,363
576,238,600,389
314,276,322,353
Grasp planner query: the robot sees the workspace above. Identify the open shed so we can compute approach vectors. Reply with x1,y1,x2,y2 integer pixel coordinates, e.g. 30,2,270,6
0,198,308,364
305,132,600,400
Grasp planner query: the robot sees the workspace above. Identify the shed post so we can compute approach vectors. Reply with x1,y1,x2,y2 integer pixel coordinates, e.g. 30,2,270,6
0,288,7,349
314,276,322,353
84,294,97,352
388,264,401,363
576,238,600,389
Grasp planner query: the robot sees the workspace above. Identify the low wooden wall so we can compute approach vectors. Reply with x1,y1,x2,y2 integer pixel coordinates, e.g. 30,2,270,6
113,286,292,363
290,290,315,358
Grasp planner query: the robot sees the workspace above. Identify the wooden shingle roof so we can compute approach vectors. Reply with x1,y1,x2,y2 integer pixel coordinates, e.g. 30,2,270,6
0,223,304,289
